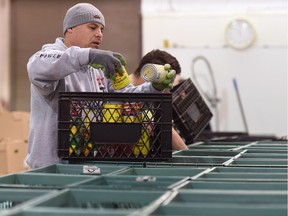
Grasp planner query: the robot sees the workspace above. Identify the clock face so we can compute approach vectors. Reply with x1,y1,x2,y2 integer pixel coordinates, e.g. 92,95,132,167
225,19,256,50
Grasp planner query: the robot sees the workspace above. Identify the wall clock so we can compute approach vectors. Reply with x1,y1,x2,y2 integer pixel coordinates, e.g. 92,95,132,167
225,18,256,50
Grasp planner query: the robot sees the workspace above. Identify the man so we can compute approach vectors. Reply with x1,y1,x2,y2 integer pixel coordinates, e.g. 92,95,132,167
130,49,188,150
26,3,174,169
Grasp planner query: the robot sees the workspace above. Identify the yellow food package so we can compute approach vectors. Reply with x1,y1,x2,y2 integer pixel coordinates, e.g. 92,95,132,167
103,103,122,123
111,66,131,90
122,103,150,156
132,130,150,156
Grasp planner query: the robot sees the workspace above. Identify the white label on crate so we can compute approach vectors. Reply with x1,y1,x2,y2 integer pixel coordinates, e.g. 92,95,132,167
136,176,156,182
82,165,101,175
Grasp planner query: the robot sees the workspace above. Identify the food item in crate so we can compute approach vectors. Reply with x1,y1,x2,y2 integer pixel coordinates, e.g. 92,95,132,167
102,103,122,123
96,102,151,157
69,125,79,156
101,103,123,156
69,107,82,156
122,103,151,156
69,101,93,157
134,129,151,156
121,103,142,123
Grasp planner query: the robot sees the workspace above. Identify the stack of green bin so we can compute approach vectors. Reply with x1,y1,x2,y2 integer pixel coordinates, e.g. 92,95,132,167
0,140,286,215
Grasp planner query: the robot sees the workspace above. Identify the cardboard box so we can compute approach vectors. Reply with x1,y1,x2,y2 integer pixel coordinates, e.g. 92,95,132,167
0,110,30,141
0,110,29,175
0,138,28,175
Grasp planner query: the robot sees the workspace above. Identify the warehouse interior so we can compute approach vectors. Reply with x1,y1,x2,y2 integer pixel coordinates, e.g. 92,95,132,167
0,0,287,215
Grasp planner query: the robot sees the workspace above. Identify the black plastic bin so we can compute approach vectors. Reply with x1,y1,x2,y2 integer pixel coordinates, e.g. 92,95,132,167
58,92,172,162
171,78,213,143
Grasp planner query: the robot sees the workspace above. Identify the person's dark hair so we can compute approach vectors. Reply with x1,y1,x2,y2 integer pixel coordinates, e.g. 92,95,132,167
134,49,181,77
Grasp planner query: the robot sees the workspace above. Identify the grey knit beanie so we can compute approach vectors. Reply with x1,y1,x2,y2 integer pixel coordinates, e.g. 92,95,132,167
63,3,105,34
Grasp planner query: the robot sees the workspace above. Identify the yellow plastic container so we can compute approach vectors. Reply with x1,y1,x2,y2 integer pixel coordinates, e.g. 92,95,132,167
111,66,131,90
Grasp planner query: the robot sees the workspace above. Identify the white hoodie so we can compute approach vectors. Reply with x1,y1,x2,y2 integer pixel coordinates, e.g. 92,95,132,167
26,37,160,169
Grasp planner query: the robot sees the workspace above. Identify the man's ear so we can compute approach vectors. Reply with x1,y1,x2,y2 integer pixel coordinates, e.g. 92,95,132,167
66,28,74,34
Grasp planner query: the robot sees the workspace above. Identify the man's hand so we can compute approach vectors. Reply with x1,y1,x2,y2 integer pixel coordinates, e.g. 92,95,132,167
152,64,176,91
89,49,126,80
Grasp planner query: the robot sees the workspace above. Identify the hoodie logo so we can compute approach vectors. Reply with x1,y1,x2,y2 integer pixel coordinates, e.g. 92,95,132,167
39,53,61,59
94,15,101,20
96,76,105,90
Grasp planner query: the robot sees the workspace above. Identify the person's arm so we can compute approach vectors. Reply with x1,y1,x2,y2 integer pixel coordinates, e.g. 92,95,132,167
171,128,188,150
27,46,90,95
111,81,161,94
28,46,124,96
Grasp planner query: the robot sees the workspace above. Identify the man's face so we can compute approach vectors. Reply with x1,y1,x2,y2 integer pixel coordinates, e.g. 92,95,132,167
66,22,104,49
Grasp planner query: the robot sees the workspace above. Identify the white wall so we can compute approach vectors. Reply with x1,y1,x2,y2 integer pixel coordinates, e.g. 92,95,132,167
142,0,288,137
0,0,10,110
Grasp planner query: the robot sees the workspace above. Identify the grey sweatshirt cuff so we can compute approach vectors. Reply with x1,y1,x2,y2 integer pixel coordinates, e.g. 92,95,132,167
77,47,91,66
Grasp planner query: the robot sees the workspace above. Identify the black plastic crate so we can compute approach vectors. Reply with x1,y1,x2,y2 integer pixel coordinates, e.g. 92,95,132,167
171,78,213,143
58,92,172,162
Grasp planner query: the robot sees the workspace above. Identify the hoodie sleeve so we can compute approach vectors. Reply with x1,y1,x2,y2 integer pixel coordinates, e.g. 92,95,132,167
27,46,90,95
110,82,163,94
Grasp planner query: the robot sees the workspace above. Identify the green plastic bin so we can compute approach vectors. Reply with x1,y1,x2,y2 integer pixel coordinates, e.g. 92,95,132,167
144,184,288,216
25,164,130,176
114,167,207,178
178,180,287,191
0,188,51,212
68,175,188,191
167,156,231,165
17,188,167,213
198,173,287,182
187,145,240,150
0,173,94,189
1,207,132,216
196,166,287,182
240,152,287,158
187,141,250,149
228,158,288,167
212,167,288,173
246,149,287,154
172,150,240,157
148,204,287,216
165,190,287,204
